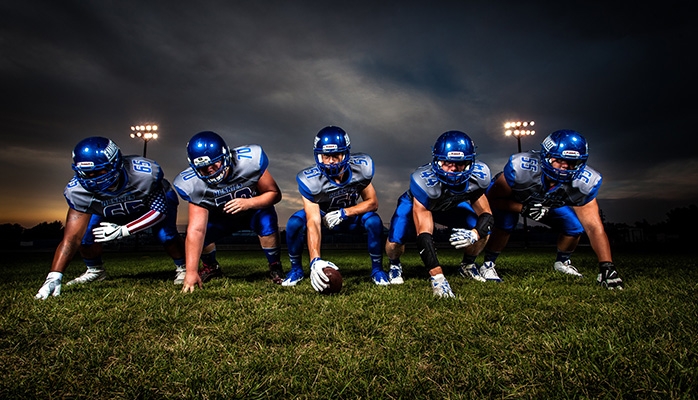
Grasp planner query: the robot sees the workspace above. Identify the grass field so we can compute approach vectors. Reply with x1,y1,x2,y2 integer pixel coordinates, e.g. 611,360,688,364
1,246,696,399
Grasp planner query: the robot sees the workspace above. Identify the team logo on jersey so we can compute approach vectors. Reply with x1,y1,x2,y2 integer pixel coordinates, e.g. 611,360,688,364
561,150,580,158
447,151,465,159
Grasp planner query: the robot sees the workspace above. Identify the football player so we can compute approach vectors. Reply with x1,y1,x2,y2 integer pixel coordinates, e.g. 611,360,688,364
483,129,623,289
385,131,495,298
35,137,186,300
174,131,284,292
283,126,388,292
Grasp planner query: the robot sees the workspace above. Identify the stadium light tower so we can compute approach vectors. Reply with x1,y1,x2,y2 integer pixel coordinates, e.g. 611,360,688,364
504,120,535,248
130,124,159,157
504,120,535,153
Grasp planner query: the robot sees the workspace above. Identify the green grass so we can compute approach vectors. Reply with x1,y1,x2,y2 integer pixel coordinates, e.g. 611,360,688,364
1,247,696,399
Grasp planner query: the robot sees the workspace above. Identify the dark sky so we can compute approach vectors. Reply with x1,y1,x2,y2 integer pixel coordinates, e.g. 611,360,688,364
1,0,696,228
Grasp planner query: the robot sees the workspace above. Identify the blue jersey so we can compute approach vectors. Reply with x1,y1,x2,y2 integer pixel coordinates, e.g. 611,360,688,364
64,155,169,219
409,161,491,212
174,144,268,211
296,153,374,212
502,151,601,207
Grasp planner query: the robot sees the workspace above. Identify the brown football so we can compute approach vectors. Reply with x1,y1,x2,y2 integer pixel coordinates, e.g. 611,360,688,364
320,267,343,295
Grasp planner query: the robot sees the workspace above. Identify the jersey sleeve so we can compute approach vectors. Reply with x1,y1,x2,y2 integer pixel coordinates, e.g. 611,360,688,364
409,166,435,209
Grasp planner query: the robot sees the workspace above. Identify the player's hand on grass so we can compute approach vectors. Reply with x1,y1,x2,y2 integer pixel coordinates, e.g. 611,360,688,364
181,272,203,293
310,257,338,292
35,272,63,300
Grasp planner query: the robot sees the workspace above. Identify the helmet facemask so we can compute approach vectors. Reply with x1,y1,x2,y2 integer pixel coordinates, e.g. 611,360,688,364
540,130,589,183
72,137,125,195
186,131,233,185
430,131,477,189
313,126,351,180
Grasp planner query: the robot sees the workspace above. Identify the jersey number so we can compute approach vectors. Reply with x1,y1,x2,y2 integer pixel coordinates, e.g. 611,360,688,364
103,200,146,217
521,157,538,171
420,170,439,187
132,160,152,173
214,187,254,207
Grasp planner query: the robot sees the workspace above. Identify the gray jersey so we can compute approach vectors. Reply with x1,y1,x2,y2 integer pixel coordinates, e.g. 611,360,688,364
502,151,602,207
173,144,268,210
297,153,374,212
64,155,169,218
409,161,491,212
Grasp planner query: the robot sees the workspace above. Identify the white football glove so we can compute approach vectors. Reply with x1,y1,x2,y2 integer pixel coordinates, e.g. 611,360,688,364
35,272,63,300
310,257,339,292
523,203,549,221
449,228,479,249
322,209,347,229
92,222,131,243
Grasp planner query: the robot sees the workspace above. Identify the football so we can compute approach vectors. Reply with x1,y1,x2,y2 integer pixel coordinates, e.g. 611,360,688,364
320,267,343,295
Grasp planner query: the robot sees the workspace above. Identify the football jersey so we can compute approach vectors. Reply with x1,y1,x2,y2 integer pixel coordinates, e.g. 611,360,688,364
174,144,268,210
409,161,491,212
64,155,169,218
502,151,602,207
296,153,374,212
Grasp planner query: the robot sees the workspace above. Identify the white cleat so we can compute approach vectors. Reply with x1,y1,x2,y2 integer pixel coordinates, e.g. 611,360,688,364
554,260,583,277
479,261,503,282
458,263,486,282
174,266,186,285
388,264,404,284
66,267,107,286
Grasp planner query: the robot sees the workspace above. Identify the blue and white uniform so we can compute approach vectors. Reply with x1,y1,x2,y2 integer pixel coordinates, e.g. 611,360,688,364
173,144,279,245
64,155,180,245
286,153,383,263
388,161,491,244
491,150,602,235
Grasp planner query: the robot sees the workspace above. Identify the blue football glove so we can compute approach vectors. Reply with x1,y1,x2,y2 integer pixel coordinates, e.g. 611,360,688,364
35,272,63,300
322,209,346,229
310,257,339,292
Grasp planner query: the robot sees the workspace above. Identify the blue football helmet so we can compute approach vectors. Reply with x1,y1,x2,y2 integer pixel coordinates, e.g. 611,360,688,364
186,131,233,185
540,129,589,183
431,130,476,187
72,137,125,195
313,126,351,179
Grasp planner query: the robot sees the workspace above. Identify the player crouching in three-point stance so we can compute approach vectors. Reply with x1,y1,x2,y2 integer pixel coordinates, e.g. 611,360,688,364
283,126,388,292
35,137,186,299
174,131,285,293
483,129,623,289
385,131,496,298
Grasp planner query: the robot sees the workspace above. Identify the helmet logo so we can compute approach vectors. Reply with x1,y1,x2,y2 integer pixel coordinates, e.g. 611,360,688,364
76,161,95,169
447,151,465,159
104,141,119,160
192,156,212,167
322,144,339,152
542,137,555,151
561,150,580,157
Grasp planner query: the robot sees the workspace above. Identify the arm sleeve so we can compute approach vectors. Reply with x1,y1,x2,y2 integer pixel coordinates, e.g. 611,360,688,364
125,188,166,233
